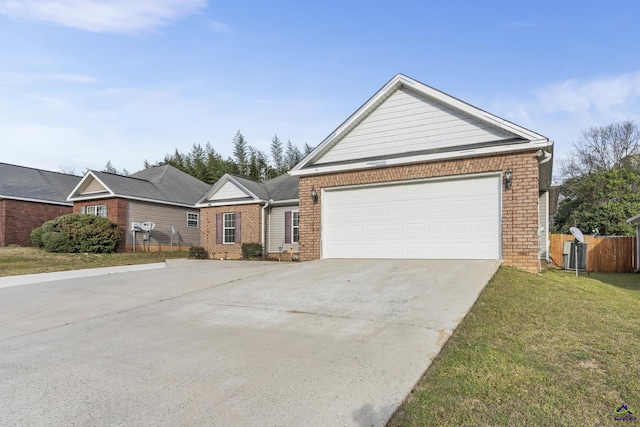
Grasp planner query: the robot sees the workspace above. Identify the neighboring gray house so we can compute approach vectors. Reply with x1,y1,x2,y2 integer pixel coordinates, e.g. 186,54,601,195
68,165,210,252
627,213,640,272
0,162,81,247
196,173,299,259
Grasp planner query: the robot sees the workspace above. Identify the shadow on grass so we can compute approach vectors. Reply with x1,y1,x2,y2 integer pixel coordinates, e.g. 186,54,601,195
586,271,640,291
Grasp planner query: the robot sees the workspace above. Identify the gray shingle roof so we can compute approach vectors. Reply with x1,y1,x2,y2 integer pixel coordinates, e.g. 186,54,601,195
263,173,299,201
221,173,298,202
0,163,81,205
76,165,210,206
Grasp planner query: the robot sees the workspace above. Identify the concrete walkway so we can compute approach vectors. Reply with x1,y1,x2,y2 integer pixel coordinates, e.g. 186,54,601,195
0,258,500,426
0,262,166,288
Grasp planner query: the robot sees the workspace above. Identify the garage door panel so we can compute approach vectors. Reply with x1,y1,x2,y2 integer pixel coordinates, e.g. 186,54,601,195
322,175,501,260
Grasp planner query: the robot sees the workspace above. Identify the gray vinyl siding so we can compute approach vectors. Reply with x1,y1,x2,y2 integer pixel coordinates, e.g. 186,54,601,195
538,191,549,259
267,205,299,253
126,200,201,247
317,87,513,165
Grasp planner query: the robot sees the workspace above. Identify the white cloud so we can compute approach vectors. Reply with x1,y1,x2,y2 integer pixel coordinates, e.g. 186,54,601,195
208,20,232,34
0,72,98,85
534,72,640,115
488,71,640,179
0,0,206,34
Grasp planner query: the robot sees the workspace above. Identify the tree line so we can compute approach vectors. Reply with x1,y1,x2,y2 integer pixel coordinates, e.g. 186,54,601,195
103,130,314,184
554,120,640,236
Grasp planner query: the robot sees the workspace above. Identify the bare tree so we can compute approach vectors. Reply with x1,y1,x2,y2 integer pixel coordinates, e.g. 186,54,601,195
561,120,640,178
59,165,76,175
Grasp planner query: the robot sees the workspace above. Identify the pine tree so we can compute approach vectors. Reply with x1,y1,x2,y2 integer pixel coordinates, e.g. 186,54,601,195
271,134,285,175
232,130,249,176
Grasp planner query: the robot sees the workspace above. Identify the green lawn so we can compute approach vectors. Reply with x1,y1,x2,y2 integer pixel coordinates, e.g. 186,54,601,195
0,246,188,277
388,267,640,427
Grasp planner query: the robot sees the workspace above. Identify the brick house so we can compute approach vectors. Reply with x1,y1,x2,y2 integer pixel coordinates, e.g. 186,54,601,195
67,165,210,252
289,74,556,273
197,173,299,259
0,163,81,247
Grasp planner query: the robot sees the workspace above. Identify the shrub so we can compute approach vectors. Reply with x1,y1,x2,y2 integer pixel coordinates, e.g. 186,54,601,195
188,246,207,259
37,214,121,253
242,242,263,259
30,227,44,248
41,231,74,253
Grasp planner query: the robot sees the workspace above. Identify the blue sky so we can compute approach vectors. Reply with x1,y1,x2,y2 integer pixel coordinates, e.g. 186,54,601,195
1,0,639,179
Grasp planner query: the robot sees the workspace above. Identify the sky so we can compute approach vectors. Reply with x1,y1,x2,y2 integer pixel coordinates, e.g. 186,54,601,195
1,0,640,180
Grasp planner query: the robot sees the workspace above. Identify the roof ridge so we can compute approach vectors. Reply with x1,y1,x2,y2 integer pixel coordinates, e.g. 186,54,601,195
0,162,81,177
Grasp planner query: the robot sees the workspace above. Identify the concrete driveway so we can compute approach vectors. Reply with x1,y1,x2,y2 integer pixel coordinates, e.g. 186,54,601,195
0,258,499,426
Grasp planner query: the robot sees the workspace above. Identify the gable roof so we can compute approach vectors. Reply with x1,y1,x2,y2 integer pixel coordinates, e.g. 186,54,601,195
0,162,81,206
197,173,299,207
291,73,553,177
68,165,210,207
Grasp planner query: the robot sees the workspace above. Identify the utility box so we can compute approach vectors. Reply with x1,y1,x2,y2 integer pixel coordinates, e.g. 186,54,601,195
562,241,587,270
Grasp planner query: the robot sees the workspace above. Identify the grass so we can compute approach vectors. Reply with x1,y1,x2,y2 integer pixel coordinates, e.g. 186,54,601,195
388,267,640,427
0,246,188,277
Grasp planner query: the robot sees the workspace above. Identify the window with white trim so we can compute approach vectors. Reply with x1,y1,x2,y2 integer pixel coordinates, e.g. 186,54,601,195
223,212,235,244
187,212,199,228
84,204,107,217
292,211,300,243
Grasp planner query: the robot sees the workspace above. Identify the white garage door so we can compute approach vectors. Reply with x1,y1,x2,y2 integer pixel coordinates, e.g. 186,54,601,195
322,175,501,259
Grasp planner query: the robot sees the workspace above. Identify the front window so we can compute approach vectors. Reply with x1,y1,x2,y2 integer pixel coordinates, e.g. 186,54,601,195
187,213,199,228
223,212,235,244
292,211,299,243
85,204,107,217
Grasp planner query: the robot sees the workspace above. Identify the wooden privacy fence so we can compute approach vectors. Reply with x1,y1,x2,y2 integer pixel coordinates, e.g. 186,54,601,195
549,234,637,273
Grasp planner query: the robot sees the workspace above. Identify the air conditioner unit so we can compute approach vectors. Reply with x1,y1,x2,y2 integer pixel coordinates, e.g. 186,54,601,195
562,241,587,270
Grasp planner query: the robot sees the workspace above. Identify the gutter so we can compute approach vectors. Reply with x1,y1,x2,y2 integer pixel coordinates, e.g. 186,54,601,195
261,199,273,255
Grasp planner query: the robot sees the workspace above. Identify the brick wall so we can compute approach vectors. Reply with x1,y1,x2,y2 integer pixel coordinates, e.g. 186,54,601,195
299,151,540,272
0,199,73,246
200,203,262,259
73,198,128,252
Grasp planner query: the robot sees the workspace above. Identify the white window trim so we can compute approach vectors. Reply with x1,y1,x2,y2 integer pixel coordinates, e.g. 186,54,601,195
187,212,199,228
223,212,235,244
292,211,299,244
84,204,107,218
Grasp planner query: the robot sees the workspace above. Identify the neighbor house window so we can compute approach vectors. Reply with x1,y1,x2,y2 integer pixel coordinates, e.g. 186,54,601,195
292,211,299,243
187,212,199,228
83,204,107,217
223,212,235,244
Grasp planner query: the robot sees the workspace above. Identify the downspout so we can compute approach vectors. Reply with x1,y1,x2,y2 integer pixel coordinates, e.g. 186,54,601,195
261,199,273,257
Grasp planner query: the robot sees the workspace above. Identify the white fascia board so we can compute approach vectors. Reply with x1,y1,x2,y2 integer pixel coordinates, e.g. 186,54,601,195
69,193,197,209
0,195,72,206
292,74,548,172
290,139,552,177
268,198,299,206
627,213,640,224
66,171,114,202
197,199,266,208
226,176,262,201
200,174,261,204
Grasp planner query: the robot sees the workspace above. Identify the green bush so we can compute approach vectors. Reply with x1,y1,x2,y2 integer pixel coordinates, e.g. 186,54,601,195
41,231,74,253
188,246,207,259
30,226,44,248
37,214,121,253
242,242,263,259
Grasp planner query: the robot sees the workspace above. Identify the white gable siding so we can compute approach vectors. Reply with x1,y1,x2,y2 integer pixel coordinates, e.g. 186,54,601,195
316,87,514,165
81,177,107,194
267,205,299,253
209,181,250,201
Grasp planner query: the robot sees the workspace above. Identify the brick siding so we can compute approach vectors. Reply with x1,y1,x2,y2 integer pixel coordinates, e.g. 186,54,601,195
200,203,262,259
0,199,73,246
73,198,128,252
299,151,541,273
